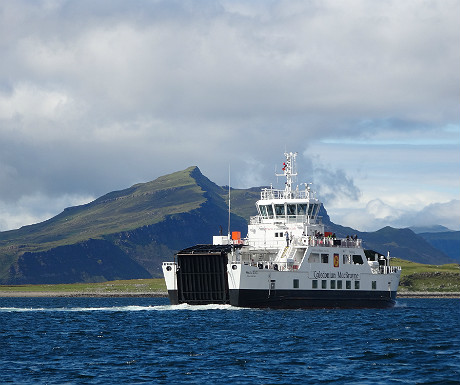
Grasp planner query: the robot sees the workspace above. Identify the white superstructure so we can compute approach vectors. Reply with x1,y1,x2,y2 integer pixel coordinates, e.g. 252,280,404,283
163,152,401,308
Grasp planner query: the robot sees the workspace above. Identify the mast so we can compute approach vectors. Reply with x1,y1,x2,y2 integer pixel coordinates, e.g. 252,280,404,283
228,164,231,239
276,152,297,197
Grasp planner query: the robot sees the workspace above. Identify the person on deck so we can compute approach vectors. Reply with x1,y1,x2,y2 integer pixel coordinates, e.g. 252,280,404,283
285,231,289,246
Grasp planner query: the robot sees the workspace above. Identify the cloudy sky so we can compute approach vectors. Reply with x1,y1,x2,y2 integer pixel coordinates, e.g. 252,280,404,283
1,0,459,232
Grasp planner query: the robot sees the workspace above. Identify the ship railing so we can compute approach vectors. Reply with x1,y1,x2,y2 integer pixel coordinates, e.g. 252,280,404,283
229,254,299,271
243,236,362,248
299,236,362,248
249,215,308,225
249,215,324,225
260,188,309,200
245,260,299,272
379,265,401,274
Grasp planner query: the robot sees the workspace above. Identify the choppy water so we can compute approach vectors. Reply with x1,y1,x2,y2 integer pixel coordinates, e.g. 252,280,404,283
0,297,459,384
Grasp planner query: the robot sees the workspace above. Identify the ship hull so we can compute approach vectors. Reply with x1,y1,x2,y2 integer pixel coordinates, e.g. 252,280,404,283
166,288,397,308
229,289,397,309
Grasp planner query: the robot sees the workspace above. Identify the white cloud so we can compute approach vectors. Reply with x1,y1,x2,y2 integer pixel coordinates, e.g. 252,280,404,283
0,0,458,231
329,199,460,232
0,193,94,231
0,84,74,121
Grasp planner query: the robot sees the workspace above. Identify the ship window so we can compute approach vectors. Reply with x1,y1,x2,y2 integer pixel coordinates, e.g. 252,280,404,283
355,281,360,290
266,205,274,218
312,280,318,289
287,204,296,216
346,281,351,289
372,281,377,290
308,204,319,217
297,204,307,215
321,254,329,263
274,204,285,216
308,253,319,263
293,279,299,289
321,280,327,289
259,205,268,217
353,255,364,264
343,255,350,264
275,232,278,237
330,280,336,289
337,280,343,289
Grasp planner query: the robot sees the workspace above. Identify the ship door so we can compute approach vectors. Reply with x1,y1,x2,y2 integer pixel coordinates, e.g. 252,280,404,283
269,280,276,297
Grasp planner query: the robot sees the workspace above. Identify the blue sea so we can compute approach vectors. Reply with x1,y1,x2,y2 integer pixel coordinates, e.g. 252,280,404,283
0,297,459,384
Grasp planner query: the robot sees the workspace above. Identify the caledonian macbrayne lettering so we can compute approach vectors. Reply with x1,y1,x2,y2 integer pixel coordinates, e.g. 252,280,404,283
313,271,360,280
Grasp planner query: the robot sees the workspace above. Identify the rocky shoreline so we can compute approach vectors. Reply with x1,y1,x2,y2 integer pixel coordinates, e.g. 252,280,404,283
1,291,458,298
397,292,460,298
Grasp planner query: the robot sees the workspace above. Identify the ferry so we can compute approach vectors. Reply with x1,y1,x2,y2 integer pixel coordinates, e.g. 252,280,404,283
162,152,401,308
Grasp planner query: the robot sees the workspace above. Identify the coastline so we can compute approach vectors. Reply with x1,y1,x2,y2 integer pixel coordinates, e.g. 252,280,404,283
397,292,460,298
1,291,458,298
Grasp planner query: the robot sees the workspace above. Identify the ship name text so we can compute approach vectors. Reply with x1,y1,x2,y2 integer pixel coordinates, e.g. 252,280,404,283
312,271,360,280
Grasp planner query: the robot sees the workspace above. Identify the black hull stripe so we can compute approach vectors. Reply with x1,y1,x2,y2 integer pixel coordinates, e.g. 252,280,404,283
229,289,396,309
167,289,397,309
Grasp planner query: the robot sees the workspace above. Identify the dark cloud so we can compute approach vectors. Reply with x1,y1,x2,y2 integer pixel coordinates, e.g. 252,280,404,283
313,167,361,204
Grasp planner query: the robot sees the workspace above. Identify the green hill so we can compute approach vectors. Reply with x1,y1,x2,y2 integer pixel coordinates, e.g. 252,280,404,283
394,258,460,292
0,166,248,284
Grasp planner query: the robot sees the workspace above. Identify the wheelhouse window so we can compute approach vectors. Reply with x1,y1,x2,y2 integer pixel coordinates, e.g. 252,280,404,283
274,204,285,216
297,204,307,215
308,204,319,218
259,205,274,218
293,279,299,289
259,205,268,217
266,205,274,218
287,204,296,216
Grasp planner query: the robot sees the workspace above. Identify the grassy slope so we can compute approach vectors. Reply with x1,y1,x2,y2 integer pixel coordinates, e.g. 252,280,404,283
0,167,206,279
393,258,460,292
219,187,261,222
0,278,167,294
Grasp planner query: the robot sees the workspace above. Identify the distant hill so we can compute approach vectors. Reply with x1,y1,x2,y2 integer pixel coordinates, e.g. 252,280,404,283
410,225,454,234
416,231,460,263
320,217,455,265
0,166,456,284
